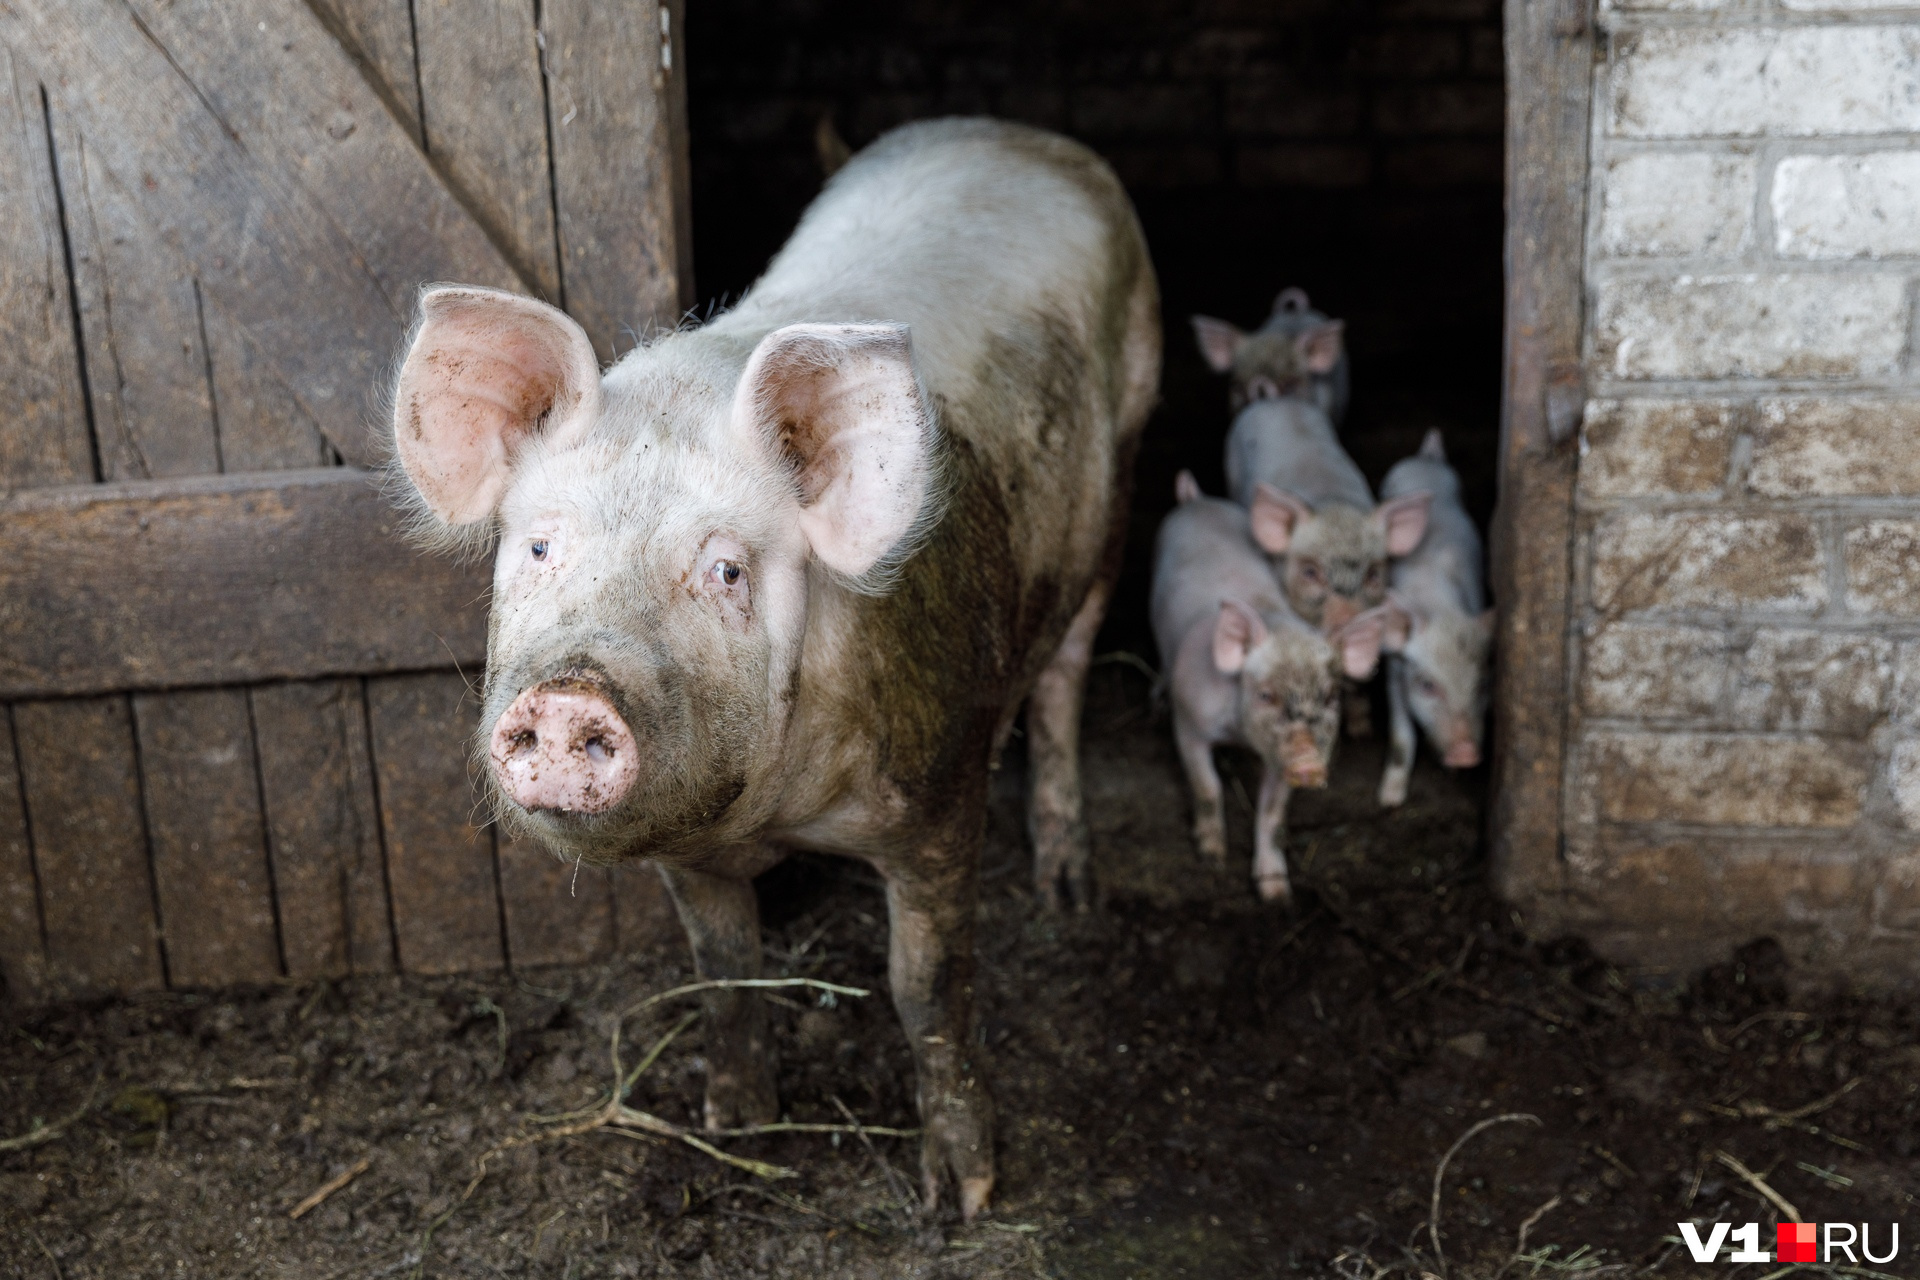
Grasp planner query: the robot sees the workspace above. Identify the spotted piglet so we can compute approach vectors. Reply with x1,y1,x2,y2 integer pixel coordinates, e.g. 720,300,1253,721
1376,430,1494,807
1152,472,1400,904
1191,286,1350,425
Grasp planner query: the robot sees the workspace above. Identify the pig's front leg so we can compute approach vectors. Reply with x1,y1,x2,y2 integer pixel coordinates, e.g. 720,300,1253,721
1379,657,1415,808
884,849,995,1221
1027,582,1110,911
1341,678,1374,739
1252,764,1293,905
657,862,779,1129
1173,711,1228,865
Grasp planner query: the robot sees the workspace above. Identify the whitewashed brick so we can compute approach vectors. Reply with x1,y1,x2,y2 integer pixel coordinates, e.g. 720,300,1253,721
1584,730,1866,827
1845,520,1920,616
1610,27,1920,139
1731,629,1892,735
1599,153,1755,258
1785,0,1920,9
1774,152,1920,259
1580,398,1737,498
1751,398,1920,497
1593,274,1907,380
1889,740,1920,829
1591,512,1826,614
1581,622,1732,718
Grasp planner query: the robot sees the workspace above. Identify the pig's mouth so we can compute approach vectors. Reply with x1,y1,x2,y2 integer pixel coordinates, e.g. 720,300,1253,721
1283,727,1328,788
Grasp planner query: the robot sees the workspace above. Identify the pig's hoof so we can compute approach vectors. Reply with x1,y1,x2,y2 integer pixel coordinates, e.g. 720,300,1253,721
1194,826,1228,865
1378,773,1409,807
1031,814,1092,911
919,1090,995,1220
1255,872,1292,905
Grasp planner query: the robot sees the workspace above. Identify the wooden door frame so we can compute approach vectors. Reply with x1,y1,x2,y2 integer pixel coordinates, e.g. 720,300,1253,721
1488,0,1594,922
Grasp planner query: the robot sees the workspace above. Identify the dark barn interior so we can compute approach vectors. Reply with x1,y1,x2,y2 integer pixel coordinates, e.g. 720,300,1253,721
683,0,1507,656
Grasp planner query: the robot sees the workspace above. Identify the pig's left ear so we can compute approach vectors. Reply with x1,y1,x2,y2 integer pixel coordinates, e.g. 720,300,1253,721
391,287,602,527
1294,320,1345,376
1191,315,1245,373
1377,596,1418,653
1375,492,1432,557
733,322,940,584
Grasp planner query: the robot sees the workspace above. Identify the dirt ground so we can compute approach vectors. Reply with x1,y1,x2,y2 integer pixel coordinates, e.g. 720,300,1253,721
3,668,1917,1279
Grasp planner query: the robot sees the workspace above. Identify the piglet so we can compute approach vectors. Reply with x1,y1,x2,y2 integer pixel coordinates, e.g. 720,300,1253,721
1192,287,1350,424
1376,430,1494,806
1153,472,1397,904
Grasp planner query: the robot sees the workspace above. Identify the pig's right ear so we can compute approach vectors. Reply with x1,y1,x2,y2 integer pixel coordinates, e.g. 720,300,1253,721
1174,470,1202,504
391,287,602,526
1332,606,1394,681
1190,315,1245,373
732,322,939,585
1295,320,1345,376
1249,484,1312,555
1212,600,1268,675
1375,596,1418,654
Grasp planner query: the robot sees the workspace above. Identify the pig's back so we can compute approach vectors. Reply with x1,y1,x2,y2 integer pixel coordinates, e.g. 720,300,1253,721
1151,496,1287,662
1224,399,1373,512
1382,456,1484,611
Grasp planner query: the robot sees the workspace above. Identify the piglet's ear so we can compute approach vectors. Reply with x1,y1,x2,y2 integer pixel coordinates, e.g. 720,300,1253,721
733,323,939,584
1174,470,1202,504
1377,596,1418,653
1376,491,1432,557
1295,320,1345,376
1212,600,1268,675
1250,484,1312,555
391,287,601,526
1190,315,1245,374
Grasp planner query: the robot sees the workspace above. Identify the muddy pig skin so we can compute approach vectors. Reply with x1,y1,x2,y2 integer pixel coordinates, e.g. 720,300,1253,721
385,119,1161,1221
1376,430,1493,807
1224,397,1432,634
1152,473,1395,904
1191,287,1350,424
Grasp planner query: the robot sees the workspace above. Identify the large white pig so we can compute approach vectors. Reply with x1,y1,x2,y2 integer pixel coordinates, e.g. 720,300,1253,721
1376,430,1494,807
385,119,1160,1220
1152,473,1394,904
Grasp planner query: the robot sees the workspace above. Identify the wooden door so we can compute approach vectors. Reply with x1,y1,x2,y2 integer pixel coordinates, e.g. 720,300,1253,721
0,0,688,1003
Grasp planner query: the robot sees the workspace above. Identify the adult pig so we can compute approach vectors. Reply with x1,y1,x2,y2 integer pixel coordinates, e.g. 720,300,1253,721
1224,398,1431,633
1191,287,1350,424
386,119,1161,1220
1153,473,1393,904
1376,430,1493,807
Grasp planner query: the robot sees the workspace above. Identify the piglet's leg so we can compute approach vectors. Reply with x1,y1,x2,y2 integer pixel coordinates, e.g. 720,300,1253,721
1252,765,1293,905
885,846,995,1222
1173,712,1228,865
657,862,779,1130
1379,657,1415,808
1027,581,1110,911
1342,678,1374,739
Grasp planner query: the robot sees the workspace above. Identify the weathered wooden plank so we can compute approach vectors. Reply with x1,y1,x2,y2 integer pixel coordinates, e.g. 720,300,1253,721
132,689,282,988
14,697,165,995
1,0,524,467
413,0,561,300
0,46,92,490
307,0,422,143
0,468,491,700
252,679,394,978
496,830,614,969
0,710,48,1004
541,0,693,360
203,295,331,472
45,108,219,481
366,673,503,975
1488,0,1594,913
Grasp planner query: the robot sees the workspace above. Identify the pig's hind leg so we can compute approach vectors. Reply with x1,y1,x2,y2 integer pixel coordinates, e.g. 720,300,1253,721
1378,657,1415,808
657,862,780,1129
1252,765,1294,904
1027,580,1111,911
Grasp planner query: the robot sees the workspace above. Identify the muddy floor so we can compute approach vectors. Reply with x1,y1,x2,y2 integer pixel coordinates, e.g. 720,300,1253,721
3,670,1917,1279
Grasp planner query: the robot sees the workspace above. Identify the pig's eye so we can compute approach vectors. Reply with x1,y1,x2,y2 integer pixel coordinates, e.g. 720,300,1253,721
1416,676,1440,698
1364,566,1382,588
1297,561,1324,586
530,540,549,562
710,560,744,587
1257,689,1277,705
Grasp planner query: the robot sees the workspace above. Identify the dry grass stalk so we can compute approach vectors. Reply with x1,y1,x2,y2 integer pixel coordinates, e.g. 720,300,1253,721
0,1062,102,1153
288,1156,372,1220
1428,1113,1543,1278
1712,1149,1801,1223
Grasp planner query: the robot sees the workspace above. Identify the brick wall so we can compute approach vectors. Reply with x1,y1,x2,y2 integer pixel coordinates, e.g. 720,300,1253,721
685,0,1507,652
1559,0,1920,982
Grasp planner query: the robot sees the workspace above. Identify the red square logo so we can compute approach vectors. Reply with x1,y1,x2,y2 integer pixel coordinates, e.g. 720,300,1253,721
1777,1223,1817,1263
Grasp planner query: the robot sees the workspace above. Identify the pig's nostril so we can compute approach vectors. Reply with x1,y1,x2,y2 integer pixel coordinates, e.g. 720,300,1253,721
584,736,611,762
509,729,538,753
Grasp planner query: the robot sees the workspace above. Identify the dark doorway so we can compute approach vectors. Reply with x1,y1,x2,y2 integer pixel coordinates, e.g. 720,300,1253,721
685,0,1505,656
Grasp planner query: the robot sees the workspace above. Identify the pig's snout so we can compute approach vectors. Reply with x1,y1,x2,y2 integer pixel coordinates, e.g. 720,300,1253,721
1443,739,1482,769
1321,596,1360,632
490,681,640,815
1283,728,1328,789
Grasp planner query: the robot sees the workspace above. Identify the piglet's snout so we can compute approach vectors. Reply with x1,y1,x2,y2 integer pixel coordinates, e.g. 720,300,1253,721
1444,739,1482,769
1284,728,1328,789
490,682,640,815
